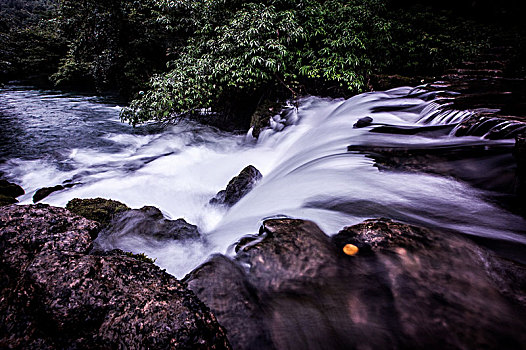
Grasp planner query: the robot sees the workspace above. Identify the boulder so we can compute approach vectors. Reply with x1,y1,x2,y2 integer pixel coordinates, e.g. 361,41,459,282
95,206,201,248
185,255,271,350
353,116,373,128
66,197,130,225
0,194,18,206
210,165,262,207
0,179,24,198
0,179,25,206
0,204,230,349
33,183,78,203
186,218,526,350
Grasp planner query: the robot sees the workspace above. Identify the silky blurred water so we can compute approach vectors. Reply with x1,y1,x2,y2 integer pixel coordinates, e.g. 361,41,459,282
1,85,524,277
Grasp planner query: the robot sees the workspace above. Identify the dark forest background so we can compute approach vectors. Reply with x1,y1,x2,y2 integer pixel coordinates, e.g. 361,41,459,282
1,0,523,127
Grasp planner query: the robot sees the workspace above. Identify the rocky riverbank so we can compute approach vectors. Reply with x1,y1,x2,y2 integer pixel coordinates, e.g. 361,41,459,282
2,191,526,349
0,204,231,349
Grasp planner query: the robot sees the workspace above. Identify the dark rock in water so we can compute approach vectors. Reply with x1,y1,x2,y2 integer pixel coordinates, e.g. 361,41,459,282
0,204,230,349
210,165,262,206
0,179,24,198
347,142,517,198
370,124,454,135
33,183,78,203
333,218,434,252
0,194,18,206
353,116,373,128
238,219,339,293
97,206,201,246
186,218,526,350
66,197,130,226
33,185,64,202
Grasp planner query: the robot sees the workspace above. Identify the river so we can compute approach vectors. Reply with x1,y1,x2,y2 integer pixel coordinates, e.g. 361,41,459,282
1,85,524,278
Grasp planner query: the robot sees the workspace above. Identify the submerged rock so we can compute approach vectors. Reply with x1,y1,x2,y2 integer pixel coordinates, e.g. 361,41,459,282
96,206,201,248
66,197,130,225
0,204,230,349
210,165,262,207
186,218,526,350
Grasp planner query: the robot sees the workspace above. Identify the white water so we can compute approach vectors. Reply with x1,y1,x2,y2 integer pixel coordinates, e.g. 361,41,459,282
1,86,525,277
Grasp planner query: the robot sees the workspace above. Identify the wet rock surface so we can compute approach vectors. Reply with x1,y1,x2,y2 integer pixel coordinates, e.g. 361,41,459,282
95,206,201,249
347,142,517,199
186,218,526,350
210,165,262,207
66,197,130,226
353,116,373,128
33,183,78,203
0,179,24,206
0,204,230,349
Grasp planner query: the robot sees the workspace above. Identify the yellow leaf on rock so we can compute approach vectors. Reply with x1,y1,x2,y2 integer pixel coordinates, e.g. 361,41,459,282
343,244,359,256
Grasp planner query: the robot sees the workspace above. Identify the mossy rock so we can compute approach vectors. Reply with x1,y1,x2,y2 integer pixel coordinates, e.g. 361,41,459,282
124,251,157,264
66,197,130,225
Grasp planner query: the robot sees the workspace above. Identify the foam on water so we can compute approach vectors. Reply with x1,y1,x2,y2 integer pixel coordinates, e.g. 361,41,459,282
1,86,524,277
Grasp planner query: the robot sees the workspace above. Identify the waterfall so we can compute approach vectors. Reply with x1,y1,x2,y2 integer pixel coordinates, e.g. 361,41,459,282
1,85,524,277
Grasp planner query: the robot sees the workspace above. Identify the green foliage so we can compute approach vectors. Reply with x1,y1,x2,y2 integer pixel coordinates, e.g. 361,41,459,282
297,0,391,91
51,0,178,97
1,0,493,125
122,0,487,126
122,1,303,125
0,0,65,83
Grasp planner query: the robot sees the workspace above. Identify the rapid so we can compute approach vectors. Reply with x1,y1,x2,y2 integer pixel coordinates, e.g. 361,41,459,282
1,85,524,277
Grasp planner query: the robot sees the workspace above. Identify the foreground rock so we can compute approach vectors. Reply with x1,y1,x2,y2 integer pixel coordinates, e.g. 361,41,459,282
0,179,24,205
210,165,262,206
0,204,230,349
186,218,526,350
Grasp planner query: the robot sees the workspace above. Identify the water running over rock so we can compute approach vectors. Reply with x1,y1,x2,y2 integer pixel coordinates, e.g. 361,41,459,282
1,85,525,277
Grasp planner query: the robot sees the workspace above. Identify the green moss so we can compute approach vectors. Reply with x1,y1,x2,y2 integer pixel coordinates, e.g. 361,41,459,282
124,251,156,264
66,197,130,225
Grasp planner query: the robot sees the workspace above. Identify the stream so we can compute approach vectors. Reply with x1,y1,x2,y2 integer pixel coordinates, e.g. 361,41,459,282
1,85,525,278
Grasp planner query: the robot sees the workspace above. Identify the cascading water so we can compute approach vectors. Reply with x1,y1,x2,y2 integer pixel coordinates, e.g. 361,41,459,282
1,85,525,278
